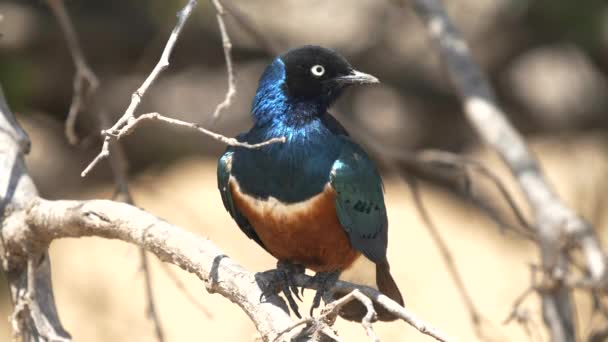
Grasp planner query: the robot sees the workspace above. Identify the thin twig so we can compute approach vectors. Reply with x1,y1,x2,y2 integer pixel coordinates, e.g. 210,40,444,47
81,0,283,177
81,0,198,176
291,273,455,342
81,111,284,176
273,289,379,342
503,286,543,342
210,0,237,121
404,175,503,341
110,112,286,149
503,266,544,342
221,0,283,55
139,250,166,342
99,112,166,342
412,150,536,238
46,0,99,145
157,262,213,318
503,286,535,325
411,0,606,340
119,0,197,130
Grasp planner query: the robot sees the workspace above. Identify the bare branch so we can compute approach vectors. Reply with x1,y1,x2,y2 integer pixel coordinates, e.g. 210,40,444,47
331,290,378,342
503,286,535,325
118,0,197,130
412,0,605,275
46,0,99,145
81,0,197,176
157,262,213,318
274,289,379,342
2,195,456,342
210,0,237,121
411,150,535,239
503,284,543,342
6,198,294,341
404,176,503,342
410,0,607,340
222,0,283,55
139,249,166,342
293,273,455,342
98,111,167,342
81,0,283,177
81,112,285,177
0,85,71,341
104,121,213,322
109,112,285,149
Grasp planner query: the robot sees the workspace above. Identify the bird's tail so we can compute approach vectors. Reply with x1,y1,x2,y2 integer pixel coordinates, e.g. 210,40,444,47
336,259,403,322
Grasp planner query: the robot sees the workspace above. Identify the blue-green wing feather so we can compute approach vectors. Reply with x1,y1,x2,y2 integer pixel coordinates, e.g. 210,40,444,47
330,139,388,263
217,149,266,249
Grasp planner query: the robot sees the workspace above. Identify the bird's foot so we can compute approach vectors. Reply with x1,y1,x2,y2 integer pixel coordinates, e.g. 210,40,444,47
258,261,305,318
306,271,340,317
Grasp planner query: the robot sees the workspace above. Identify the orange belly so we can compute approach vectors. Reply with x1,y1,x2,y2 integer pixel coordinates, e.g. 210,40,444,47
230,178,359,272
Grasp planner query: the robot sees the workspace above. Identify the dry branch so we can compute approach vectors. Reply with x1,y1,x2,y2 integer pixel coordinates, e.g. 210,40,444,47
157,261,213,318
81,0,282,177
222,0,283,55
13,198,295,341
210,0,237,121
81,0,198,176
273,289,379,342
46,0,99,145
49,0,167,332
405,176,499,342
107,132,167,342
0,85,71,342
3,196,454,342
411,0,607,340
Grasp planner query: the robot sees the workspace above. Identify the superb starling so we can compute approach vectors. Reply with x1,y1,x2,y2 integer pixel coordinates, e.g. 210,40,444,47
217,45,403,320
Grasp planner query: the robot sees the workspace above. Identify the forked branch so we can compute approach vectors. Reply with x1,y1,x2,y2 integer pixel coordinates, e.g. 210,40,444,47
46,0,99,145
81,0,281,177
411,0,606,340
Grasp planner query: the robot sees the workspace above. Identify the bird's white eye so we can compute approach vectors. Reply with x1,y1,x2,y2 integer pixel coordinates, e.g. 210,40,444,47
311,65,325,77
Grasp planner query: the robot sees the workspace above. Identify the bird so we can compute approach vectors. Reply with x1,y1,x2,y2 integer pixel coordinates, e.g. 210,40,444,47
217,45,403,321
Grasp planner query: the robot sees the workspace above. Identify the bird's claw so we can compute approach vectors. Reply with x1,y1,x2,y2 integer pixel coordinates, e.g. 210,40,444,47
258,261,305,318
307,271,340,317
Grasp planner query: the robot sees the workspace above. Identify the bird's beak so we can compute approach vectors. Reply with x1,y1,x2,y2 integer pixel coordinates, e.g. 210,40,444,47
335,70,380,85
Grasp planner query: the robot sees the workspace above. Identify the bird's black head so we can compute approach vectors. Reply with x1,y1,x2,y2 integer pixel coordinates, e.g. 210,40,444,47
280,45,378,100
252,45,378,125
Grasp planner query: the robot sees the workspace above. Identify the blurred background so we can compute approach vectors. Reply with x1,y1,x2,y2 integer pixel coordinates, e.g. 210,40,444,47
2,0,608,341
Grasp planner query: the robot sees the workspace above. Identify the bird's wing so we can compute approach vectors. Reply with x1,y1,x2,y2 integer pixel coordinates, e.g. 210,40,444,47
329,138,388,263
217,149,266,249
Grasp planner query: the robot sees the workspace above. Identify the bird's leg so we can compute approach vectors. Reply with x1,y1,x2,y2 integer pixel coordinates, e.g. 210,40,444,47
307,271,340,316
258,260,305,318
